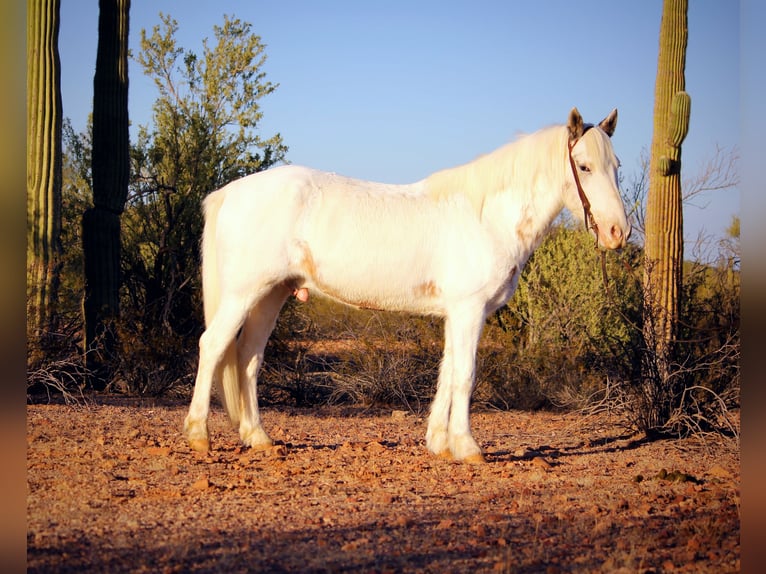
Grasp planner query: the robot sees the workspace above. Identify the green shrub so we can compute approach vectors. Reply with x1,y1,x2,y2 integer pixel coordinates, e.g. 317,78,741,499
490,223,643,409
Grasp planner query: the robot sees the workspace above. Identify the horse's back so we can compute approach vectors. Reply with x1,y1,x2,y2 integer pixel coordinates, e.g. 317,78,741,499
210,165,318,229
216,165,317,202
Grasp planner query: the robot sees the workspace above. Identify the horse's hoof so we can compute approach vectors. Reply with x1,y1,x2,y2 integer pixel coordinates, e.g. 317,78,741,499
188,438,210,453
463,453,487,465
248,440,274,452
437,449,454,461
241,427,274,451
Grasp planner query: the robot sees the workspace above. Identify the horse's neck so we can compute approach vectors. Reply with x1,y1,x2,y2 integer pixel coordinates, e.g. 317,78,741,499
424,127,568,218
485,186,563,266
481,128,568,254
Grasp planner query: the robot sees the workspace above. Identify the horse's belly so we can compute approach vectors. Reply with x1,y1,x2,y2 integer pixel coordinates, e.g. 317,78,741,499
289,233,444,314
303,255,446,315
292,185,485,315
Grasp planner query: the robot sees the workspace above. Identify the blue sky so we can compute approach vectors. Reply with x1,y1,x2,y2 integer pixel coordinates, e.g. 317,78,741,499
59,1,741,246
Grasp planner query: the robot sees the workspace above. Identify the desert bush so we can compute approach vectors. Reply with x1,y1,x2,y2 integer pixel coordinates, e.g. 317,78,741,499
108,319,199,397
259,298,442,412
618,235,740,438
30,14,287,396
488,222,643,409
27,320,91,405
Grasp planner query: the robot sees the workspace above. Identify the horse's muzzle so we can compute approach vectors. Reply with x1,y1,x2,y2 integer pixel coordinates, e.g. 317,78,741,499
600,222,630,250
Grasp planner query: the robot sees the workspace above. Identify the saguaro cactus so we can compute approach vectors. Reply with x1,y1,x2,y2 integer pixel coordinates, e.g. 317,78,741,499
642,0,690,428
82,0,130,381
658,91,691,176
27,0,63,340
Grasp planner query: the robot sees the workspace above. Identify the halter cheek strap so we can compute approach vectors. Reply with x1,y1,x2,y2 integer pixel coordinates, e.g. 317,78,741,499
567,133,600,247
568,130,610,293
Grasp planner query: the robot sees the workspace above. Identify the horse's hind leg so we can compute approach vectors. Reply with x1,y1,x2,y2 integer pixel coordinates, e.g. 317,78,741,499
237,284,291,449
184,297,250,452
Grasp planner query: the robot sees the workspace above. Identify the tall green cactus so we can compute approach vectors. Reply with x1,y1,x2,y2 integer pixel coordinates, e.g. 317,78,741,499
658,90,691,175
643,0,690,426
27,0,63,340
82,0,130,382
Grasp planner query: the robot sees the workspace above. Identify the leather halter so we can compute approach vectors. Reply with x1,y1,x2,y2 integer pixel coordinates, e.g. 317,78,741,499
567,127,611,292
567,127,600,246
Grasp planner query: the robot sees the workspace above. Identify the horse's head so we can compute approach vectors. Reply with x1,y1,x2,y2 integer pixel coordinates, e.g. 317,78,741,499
565,108,630,250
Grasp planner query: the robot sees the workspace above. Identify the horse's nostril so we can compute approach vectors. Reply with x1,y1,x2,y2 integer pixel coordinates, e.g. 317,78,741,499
611,224,623,240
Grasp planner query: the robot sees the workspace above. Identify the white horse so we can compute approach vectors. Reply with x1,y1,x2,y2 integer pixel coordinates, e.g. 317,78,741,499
184,108,629,463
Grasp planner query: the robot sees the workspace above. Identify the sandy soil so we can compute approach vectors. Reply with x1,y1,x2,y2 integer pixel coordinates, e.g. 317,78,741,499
27,398,739,573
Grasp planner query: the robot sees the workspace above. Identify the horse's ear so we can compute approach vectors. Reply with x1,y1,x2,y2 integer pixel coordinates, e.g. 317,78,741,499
598,108,618,137
567,107,584,142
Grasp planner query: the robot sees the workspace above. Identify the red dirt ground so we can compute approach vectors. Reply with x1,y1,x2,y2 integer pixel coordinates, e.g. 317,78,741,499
27,398,739,573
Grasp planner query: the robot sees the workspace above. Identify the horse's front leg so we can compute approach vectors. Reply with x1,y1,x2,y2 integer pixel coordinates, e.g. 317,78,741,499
425,344,453,459
426,307,486,463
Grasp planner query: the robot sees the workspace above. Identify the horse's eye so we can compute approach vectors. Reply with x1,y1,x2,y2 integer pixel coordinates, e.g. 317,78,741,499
579,165,591,174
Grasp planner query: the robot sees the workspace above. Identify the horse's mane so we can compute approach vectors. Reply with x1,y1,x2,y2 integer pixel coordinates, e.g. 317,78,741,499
424,125,569,217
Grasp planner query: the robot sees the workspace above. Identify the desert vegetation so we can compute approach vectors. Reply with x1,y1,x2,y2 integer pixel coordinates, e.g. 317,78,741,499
27,4,739,571
27,8,739,443
28,204,740,441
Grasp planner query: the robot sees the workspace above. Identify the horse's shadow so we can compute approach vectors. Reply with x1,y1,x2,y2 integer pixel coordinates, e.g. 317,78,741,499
485,431,651,465
272,431,653,466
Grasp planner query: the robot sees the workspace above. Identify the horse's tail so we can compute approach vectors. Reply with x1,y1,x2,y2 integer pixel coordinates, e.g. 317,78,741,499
201,189,241,427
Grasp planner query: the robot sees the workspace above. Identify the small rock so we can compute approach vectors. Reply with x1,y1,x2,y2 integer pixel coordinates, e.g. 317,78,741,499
341,537,369,551
707,464,732,479
391,410,409,421
366,441,386,452
531,456,551,470
145,446,171,457
270,444,288,458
